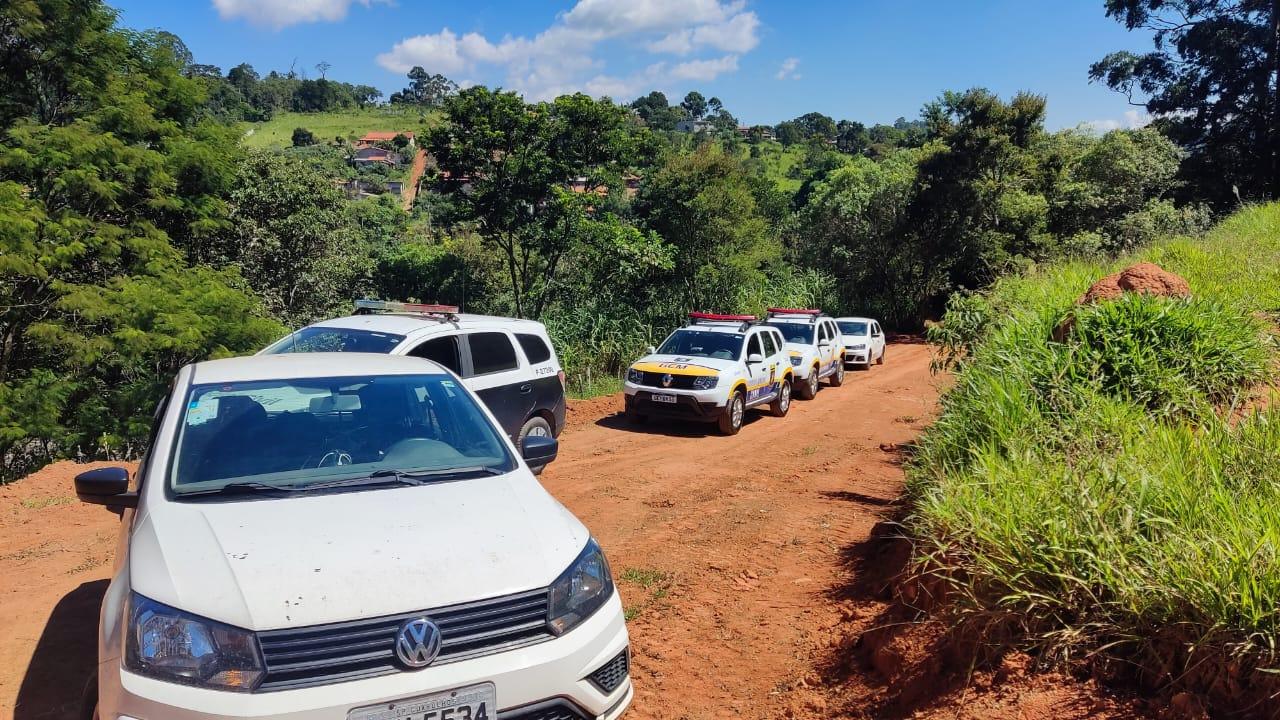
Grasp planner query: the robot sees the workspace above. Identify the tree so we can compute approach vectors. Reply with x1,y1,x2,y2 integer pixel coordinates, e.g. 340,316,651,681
681,91,707,120
292,126,316,146
836,120,869,155
630,91,682,131
428,88,639,317
315,60,331,79
392,67,457,107
227,62,259,96
352,84,382,108
1092,0,1280,203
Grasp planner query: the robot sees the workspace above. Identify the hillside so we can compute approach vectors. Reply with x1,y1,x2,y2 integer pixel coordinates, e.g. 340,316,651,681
240,107,442,148
907,203,1280,714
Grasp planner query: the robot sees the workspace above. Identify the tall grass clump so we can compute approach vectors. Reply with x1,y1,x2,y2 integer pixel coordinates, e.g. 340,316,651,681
908,203,1280,710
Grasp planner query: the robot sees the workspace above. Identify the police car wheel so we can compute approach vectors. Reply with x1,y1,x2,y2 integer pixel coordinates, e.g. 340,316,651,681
797,369,819,400
519,416,553,474
877,347,886,365
625,404,647,424
718,392,745,435
770,377,792,417
830,361,845,387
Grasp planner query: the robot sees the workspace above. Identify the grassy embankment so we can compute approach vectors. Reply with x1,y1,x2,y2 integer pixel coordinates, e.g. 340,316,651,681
909,203,1280,710
240,107,441,148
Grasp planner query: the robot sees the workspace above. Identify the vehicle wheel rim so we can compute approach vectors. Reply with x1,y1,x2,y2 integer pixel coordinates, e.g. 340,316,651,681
780,382,790,411
527,425,549,438
732,397,744,427
809,373,818,394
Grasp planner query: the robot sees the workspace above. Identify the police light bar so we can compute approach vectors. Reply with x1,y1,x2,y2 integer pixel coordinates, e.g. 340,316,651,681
355,299,460,318
766,307,822,322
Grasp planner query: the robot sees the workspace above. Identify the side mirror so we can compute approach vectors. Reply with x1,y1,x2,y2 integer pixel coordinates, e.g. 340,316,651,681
522,435,559,467
75,467,138,510
646,345,656,355
747,353,765,364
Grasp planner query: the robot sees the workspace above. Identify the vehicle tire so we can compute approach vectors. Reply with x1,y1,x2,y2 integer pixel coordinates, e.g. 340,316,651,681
624,404,647,424
770,377,792,417
797,368,819,400
518,416,553,474
718,391,745,435
877,347,886,365
830,361,845,387
79,674,97,720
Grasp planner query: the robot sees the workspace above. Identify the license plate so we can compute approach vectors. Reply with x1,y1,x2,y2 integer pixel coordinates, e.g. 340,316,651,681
348,683,496,720
651,393,678,404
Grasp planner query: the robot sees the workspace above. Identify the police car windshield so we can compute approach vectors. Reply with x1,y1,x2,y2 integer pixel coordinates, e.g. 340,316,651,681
169,374,515,497
262,327,405,355
768,322,815,344
658,330,744,360
838,321,869,335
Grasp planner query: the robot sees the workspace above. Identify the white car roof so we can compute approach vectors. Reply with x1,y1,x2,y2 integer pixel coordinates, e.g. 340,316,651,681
190,352,446,384
676,323,755,335
835,316,876,324
309,313,545,337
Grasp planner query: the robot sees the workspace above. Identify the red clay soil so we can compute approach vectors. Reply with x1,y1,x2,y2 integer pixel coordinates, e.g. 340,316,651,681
0,344,1165,719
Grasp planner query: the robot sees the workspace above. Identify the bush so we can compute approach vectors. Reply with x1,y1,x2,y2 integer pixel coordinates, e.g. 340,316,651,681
291,126,316,147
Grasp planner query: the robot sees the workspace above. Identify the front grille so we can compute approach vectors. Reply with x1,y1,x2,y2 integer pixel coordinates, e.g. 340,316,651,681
499,699,591,720
587,649,629,693
256,588,552,691
638,371,699,389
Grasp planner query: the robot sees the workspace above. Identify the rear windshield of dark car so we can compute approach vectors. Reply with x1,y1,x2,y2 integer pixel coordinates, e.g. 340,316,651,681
262,327,405,355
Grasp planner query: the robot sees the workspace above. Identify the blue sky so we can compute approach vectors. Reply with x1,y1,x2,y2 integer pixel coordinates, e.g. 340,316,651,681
107,0,1153,130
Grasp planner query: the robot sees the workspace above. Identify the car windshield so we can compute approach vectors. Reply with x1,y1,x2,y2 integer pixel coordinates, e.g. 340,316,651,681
169,374,514,496
838,321,869,336
657,330,744,360
767,322,815,344
261,327,405,355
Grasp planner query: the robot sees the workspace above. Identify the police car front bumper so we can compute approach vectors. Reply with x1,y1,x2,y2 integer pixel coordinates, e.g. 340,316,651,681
623,384,725,421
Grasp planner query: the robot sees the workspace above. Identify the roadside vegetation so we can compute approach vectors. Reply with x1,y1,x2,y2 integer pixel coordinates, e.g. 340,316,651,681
911,203,1280,710
241,107,440,148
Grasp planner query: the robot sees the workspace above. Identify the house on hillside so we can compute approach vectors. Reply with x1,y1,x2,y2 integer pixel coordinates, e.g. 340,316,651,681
356,131,415,149
675,119,713,134
353,146,402,167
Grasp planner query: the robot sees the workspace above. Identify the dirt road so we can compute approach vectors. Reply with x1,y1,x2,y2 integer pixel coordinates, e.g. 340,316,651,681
0,343,1145,719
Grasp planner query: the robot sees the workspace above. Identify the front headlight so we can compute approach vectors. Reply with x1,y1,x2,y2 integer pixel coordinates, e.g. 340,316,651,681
691,374,719,390
125,593,263,691
789,356,802,367
849,343,867,350
626,367,644,384
547,539,614,636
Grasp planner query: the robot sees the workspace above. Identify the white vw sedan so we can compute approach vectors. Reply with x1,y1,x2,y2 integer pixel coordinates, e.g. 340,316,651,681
77,353,631,720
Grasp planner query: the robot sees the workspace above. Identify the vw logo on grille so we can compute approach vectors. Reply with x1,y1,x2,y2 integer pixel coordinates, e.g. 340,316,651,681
395,618,443,668
661,373,674,388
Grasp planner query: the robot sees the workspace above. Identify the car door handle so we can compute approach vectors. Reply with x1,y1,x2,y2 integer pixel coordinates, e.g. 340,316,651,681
519,384,533,394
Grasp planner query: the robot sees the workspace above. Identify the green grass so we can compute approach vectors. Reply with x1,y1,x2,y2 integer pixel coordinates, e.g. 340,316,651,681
909,203,1280,707
240,107,441,148
619,567,674,621
20,495,72,510
738,141,806,194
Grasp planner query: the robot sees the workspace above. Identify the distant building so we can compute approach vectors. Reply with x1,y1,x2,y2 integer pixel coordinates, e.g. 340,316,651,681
356,131,415,149
353,146,401,167
675,119,713,134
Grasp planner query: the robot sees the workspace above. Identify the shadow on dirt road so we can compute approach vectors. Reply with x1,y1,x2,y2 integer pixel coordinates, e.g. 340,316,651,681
14,579,106,720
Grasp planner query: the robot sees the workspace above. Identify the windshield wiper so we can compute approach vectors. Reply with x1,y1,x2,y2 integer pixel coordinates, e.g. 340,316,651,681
178,481,304,499
303,466,504,492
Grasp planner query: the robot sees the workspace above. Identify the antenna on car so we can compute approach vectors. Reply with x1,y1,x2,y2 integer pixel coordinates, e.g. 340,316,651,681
687,311,757,332
354,299,461,322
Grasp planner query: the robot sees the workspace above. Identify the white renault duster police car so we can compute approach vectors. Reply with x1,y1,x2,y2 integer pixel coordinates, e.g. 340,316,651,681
623,313,793,435
764,308,845,399
75,353,630,720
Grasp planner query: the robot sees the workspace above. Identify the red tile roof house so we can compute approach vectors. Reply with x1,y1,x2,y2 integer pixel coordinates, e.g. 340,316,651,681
352,146,401,167
355,131,415,149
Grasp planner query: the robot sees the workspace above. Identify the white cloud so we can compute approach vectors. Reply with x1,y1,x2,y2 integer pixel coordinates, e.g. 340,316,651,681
378,0,759,101
775,57,800,80
1082,109,1153,134
212,0,380,29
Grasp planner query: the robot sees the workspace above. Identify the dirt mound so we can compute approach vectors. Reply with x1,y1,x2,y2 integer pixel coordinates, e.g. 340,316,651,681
1078,262,1190,305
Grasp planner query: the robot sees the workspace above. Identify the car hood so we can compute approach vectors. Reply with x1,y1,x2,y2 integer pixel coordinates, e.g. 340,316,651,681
841,337,870,346
783,342,816,356
630,353,737,375
128,474,589,630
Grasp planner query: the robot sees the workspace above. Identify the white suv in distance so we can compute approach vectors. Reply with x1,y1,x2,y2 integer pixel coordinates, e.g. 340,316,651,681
836,316,887,369
764,308,845,399
623,312,793,435
76,353,630,720
262,301,565,464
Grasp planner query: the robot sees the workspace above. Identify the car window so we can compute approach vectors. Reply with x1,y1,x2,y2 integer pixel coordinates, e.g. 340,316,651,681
838,321,869,335
657,330,743,360
767,322,814,345
872,322,882,337
408,335,462,374
262,327,405,354
516,333,552,364
818,323,829,343
760,330,777,357
169,374,515,495
468,332,519,375
746,333,762,359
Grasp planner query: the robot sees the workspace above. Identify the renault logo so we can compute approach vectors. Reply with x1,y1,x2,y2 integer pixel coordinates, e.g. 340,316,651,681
395,618,443,668
661,373,673,388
